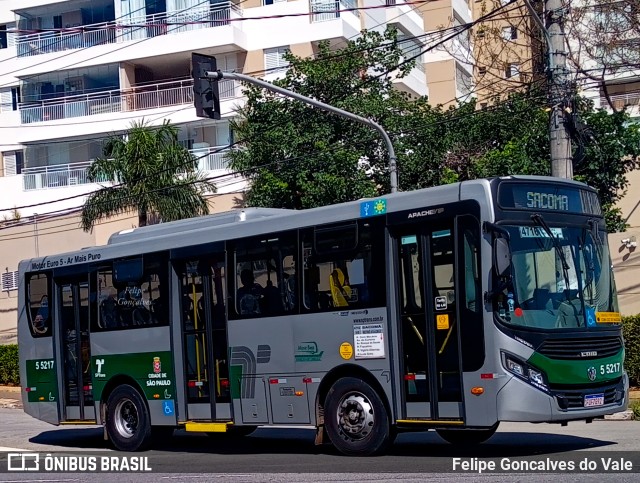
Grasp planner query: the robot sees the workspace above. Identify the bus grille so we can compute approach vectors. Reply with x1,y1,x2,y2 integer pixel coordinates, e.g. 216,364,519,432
552,381,624,410
537,336,622,360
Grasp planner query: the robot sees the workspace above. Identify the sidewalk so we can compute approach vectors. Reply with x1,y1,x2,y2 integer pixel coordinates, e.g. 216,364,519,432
0,386,21,409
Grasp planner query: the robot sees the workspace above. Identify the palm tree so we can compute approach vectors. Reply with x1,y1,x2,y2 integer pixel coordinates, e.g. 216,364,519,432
81,120,216,232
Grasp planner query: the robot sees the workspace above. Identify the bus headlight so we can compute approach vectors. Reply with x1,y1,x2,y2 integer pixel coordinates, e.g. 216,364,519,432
528,368,545,387
502,352,549,392
506,358,524,376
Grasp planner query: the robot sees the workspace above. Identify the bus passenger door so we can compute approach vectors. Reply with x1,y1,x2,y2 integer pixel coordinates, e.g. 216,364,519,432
58,278,94,421
178,258,230,421
393,223,463,421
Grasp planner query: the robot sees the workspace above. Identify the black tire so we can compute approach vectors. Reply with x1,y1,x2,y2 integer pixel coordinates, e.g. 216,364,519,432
106,384,152,451
324,377,390,456
436,423,499,445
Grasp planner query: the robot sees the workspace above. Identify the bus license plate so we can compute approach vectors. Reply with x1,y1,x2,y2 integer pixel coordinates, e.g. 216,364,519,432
584,393,604,407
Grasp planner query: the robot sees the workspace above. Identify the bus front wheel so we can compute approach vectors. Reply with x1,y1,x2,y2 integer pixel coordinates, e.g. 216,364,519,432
436,424,499,445
106,385,152,451
324,377,390,456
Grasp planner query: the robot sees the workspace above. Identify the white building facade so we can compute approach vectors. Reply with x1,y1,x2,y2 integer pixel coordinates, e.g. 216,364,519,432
0,0,478,342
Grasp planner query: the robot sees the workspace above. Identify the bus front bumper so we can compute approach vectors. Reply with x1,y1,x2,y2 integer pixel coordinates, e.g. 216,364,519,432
496,373,628,422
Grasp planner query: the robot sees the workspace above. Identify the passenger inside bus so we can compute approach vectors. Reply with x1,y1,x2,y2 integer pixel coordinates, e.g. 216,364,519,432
237,268,263,315
330,268,351,307
32,295,50,334
99,288,119,329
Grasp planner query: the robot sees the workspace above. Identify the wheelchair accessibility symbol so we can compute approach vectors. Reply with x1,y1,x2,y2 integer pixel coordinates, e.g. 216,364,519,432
163,400,174,416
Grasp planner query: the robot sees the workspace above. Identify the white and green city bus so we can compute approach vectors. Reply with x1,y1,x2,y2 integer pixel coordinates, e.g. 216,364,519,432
18,175,627,456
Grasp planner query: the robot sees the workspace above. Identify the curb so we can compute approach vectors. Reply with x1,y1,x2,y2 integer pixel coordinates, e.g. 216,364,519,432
604,410,635,421
0,398,22,409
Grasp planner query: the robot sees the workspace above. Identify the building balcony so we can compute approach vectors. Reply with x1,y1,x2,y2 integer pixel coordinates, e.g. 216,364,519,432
15,2,242,58
384,0,425,39
22,147,231,192
309,0,359,23
19,78,239,124
599,91,640,112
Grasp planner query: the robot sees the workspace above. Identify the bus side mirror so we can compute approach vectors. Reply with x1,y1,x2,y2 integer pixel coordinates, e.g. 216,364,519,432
494,238,511,277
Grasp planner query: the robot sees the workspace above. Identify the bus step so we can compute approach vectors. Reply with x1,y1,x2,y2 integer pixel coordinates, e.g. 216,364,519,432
184,421,231,433
396,419,464,426
59,420,98,425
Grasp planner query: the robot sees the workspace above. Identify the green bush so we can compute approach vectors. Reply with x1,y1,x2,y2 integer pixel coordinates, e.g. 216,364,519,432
629,400,640,421
0,344,19,386
623,315,640,388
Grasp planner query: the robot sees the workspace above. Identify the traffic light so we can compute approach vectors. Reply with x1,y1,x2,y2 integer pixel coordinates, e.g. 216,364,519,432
192,53,220,120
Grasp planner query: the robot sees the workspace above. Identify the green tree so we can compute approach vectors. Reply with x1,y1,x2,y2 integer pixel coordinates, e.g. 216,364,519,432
81,120,215,232
447,93,640,232
227,27,448,208
572,102,640,232
226,26,640,232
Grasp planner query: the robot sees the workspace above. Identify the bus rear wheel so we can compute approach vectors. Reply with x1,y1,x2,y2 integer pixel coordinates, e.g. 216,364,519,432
106,385,152,451
436,424,499,445
324,377,390,456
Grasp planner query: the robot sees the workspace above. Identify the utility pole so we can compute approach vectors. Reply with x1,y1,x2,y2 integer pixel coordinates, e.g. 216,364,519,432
524,0,573,179
545,0,572,179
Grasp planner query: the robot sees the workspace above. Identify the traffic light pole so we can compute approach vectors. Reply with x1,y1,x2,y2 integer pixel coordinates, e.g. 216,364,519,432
205,70,399,193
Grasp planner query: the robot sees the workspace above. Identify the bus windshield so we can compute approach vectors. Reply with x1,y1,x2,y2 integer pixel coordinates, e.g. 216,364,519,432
498,221,619,330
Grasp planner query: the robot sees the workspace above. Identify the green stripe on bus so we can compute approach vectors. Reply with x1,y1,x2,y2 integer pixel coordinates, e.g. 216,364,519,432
91,351,175,401
528,349,624,385
25,359,59,403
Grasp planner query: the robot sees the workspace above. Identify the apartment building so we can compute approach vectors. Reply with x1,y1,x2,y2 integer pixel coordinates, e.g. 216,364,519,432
1,0,481,342
470,0,542,106
420,0,474,107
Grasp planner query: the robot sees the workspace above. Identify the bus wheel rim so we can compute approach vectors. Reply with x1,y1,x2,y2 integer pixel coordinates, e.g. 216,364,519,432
114,398,138,439
336,392,374,441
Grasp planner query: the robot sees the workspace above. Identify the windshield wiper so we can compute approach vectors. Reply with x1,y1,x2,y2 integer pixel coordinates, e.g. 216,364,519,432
531,213,572,301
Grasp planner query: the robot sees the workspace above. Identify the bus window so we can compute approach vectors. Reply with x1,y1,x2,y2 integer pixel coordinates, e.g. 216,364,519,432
97,270,118,329
303,219,385,312
27,273,51,337
231,232,297,319
93,255,168,330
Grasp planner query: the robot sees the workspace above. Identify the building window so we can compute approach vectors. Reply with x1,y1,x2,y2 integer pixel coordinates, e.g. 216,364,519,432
263,0,286,5
0,88,12,113
478,66,487,76
505,63,519,79
502,26,517,40
2,270,18,291
2,150,23,176
264,46,290,70
0,25,6,50
456,63,473,96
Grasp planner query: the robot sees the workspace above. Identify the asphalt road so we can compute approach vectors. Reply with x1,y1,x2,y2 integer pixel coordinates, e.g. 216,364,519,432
1,408,640,482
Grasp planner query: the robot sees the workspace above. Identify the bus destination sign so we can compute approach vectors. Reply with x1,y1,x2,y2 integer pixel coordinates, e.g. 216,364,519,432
498,182,601,215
